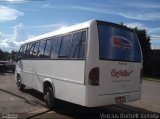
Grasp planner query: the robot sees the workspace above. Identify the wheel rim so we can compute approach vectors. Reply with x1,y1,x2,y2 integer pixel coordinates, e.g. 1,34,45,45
46,91,51,105
17,76,21,88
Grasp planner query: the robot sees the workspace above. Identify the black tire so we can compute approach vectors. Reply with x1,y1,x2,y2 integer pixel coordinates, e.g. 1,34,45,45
17,75,25,91
44,86,54,109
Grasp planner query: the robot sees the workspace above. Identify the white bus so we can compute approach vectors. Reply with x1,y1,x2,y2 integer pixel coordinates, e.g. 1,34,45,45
15,20,143,109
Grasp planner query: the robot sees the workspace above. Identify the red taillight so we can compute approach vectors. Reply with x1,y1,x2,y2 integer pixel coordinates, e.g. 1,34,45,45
140,68,143,83
88,67,99,86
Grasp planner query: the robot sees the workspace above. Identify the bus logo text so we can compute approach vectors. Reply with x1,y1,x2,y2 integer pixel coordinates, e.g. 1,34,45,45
111,36,132,49
111,69,133,78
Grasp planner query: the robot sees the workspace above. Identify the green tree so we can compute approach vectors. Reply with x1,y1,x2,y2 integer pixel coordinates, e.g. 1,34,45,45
133,28,151,76
0,49,5,60
0,49,18,61
133,27,151,55
11,50,17,61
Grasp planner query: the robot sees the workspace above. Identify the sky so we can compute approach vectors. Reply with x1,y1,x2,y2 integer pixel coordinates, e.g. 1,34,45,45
0,0,160,52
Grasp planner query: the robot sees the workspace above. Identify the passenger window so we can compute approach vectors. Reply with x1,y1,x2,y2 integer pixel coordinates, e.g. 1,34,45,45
70,31,86,59
79,31,86,58
32,41,40,58
51,37,62,59
59,35,71,58
70,32,82,58
22,44,27,58
38,40,46,58
29,42,35,58
25,43,32,58
44,38,53,58
18,45,24,58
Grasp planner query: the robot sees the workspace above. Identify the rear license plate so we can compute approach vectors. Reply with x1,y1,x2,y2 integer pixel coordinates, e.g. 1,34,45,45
115,96,126,104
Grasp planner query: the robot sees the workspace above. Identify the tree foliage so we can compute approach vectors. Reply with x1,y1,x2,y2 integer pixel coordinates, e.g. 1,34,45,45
0,49,17,61
133,27,151,56
133,27,152,76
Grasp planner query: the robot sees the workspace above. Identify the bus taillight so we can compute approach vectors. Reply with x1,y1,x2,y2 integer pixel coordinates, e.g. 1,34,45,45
88,67,99,86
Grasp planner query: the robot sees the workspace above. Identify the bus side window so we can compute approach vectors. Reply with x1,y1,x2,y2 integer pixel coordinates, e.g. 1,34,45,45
51,37,62,59
29,42,35,58
25,43,32,58
32,41,40,58
37,40,46,58
43,38,53,58
59,34,72,58
70,32,82,58
22,44,27,58
70,31,86,59
18,45,24,58
79,31,86,58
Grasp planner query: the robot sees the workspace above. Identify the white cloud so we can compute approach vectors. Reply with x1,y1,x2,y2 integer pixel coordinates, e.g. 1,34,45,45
5,0,25,1
126,2,160,9
0,6,23,22
148,27,160,34
9,23,64,31
41,4,52,8
94,2,160,21
41,4,114,14
125,22,148,29
0,38,20,51
0,22,65,51
150,35,160,40
118,12,160,21
69,6,110,14
0,39,9,48
13,23,28,42
1,0,27,3
0,32,11,50
25,23,63,29
72,6,160,20
0,32,7,40
0,23,29,51
41,3,160,21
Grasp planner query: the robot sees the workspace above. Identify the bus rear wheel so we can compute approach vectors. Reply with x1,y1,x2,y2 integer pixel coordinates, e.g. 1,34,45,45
44,86,54,109
17,75,25,91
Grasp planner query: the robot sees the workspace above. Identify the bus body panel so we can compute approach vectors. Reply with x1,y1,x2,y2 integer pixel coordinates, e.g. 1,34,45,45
84,20,142,107
52,78,86,106
85,91,141,107
16,60,86,105
99,61,141,95
84,20,99,84
20,60,85,85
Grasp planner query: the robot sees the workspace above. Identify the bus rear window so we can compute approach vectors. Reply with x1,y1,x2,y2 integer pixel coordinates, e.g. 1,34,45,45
98,24,142,62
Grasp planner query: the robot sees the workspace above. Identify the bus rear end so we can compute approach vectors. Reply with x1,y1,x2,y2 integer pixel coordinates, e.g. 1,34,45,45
85,20,142,107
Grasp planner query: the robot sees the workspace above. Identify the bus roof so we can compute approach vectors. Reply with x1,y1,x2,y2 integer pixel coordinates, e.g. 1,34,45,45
23,20,134,44
24,20,94,44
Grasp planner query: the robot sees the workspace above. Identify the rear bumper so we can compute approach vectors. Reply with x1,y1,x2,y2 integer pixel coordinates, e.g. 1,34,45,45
85,91,141,107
